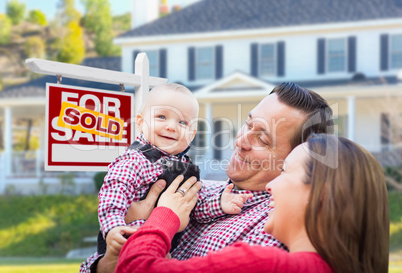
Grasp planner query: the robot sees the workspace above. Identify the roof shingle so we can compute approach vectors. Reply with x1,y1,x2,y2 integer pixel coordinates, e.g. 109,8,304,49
119,0,402,38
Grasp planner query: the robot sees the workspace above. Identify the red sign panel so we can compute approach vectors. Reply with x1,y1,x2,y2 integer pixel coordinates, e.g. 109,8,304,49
45,83,134,171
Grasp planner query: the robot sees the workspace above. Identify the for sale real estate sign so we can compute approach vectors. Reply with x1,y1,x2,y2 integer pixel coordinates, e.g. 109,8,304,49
45,83,135,171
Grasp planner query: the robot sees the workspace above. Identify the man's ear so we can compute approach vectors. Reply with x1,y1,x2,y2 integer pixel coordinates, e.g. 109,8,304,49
136,113,144,133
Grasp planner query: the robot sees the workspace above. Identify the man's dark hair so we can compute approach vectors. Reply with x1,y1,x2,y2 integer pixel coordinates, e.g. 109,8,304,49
270,82,334,149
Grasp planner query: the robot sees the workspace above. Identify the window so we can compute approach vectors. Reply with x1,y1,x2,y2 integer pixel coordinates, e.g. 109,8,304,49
196,47,214,80
390,34,402,69
193,120,207,150
146,50,159,77
327,38,346,72
251,42,285,77
260,43,276,76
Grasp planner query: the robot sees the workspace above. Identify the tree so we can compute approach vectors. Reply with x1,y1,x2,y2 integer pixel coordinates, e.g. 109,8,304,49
82,0,120,56
0,14,12,45
6,0,26,25
56,21,86,64
53,0,85,64
24,37,46,58
112,12,131,32
57,0,81,25
27,9,47,26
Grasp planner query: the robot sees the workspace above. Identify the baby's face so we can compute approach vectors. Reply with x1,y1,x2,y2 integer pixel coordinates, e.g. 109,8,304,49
137,91,198,155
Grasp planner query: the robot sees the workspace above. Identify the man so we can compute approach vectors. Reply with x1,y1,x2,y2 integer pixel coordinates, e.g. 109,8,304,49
80,82,333,272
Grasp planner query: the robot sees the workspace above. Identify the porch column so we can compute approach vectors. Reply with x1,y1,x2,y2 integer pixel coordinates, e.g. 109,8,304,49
205,102,213,160
4,107,12,182
347,96,356,141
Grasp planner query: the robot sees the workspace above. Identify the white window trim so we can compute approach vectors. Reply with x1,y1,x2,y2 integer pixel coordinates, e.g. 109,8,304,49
326,38,347,73
259,43,276,77
195,46,215,81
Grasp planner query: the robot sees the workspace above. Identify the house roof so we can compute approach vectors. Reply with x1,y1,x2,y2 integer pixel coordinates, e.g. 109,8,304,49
0,57,123,99
119,0,402,38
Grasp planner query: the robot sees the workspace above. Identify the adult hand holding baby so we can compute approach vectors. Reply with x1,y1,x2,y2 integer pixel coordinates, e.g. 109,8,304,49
157,175,202,232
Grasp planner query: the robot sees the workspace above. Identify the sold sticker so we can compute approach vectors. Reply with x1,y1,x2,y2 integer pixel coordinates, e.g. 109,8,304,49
57,101,124,140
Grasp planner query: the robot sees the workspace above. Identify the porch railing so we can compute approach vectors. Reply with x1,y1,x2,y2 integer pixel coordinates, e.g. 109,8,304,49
11,150,44,177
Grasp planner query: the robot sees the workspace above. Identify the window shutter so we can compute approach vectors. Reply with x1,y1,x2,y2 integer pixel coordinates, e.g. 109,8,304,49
132,50,140,73
215,45,223,79
317,39,325,74
188,47,195,81
159,48,167,78
251,43,258,77
277,41,285,77
348,36,356,73
380,34,389,71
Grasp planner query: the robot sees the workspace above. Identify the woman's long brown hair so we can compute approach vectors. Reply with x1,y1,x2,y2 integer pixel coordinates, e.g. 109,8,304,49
304,134,389,273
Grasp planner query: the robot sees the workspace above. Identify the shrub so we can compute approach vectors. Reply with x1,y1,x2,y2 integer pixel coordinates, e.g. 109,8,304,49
24,36,46,58
0,14,12,45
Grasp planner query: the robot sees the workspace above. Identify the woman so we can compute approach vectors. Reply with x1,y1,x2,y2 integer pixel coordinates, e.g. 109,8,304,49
115,134,389,273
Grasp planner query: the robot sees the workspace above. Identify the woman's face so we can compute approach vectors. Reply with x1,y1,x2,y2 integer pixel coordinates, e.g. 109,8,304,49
264,144,311,246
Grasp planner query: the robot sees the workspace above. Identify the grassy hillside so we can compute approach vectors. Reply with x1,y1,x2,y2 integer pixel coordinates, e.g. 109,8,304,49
0,191,401,257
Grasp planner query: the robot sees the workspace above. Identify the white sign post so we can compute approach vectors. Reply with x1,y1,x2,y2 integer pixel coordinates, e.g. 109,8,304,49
26,53,167,171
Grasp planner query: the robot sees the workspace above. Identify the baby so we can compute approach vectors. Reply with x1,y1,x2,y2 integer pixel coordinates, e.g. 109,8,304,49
80,83,252,272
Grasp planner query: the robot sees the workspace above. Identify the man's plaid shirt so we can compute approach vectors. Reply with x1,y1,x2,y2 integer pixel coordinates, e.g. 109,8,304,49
80,144,286,272
171,180,287,260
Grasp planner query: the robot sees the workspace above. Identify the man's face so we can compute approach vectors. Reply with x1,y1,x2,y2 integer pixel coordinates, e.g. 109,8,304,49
225,93,305,191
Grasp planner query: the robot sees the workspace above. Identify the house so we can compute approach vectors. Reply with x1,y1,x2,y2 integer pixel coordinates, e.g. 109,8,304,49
1,0,402,193
114,0,402,179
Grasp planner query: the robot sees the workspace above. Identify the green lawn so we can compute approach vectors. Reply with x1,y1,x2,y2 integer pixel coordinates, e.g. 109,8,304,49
0,191,400,272
0,258,82,273
0,195,99,257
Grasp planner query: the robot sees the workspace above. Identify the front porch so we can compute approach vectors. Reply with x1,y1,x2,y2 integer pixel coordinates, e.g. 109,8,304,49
0,150,95,195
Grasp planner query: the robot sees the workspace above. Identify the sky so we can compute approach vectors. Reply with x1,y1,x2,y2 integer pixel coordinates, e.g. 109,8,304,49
0,0,199,19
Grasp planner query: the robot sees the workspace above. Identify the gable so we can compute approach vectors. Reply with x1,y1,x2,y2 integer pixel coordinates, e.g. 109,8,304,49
194,71,275,100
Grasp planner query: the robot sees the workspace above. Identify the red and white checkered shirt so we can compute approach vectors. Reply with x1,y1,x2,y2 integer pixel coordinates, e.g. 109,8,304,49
171,179,287,260
98,134,191,238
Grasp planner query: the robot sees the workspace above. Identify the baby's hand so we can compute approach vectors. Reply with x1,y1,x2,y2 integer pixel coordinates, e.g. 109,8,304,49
221,184,253,214
105,226,139,257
